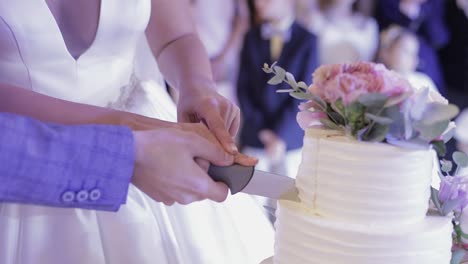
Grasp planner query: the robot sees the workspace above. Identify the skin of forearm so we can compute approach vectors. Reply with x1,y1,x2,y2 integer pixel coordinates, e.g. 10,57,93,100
156,33,217,95
0,84,172,130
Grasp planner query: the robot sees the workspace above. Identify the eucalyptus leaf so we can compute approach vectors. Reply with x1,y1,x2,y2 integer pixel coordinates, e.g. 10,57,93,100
450,249,466,264
273,65,286,76
357,127,369,141
331,103,345,119
385,105,405,139
442,123,456,143
262,63,272,73
290,91,313,100
345,102,367,135
271,61,278,69
328,111,345,126
432,140,447,157
420,103,459,125
310,94,327,110
286,72,297,88
320,118,341,130
268,74,284,85
453,151,468,168
297,81,309,91
362,123,389,142
430,187,443,213
358,93,389,113
345,102,366,122
331,99,345,117
414,120,450,141
384,91,411,108
365,113,394,125
440,159,453,173
460,229,468,240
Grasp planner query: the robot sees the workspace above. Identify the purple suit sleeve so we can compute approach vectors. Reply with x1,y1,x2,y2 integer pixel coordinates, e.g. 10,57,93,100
0,112,134,211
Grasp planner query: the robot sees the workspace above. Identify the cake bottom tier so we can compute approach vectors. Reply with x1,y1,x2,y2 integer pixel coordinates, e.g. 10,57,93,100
274,201,453,264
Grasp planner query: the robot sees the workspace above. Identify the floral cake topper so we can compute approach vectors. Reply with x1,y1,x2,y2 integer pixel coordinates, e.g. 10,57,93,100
263,61,459,156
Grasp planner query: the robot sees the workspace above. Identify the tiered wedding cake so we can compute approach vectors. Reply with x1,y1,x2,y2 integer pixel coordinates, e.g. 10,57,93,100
262,62,460,264
274,128,452,263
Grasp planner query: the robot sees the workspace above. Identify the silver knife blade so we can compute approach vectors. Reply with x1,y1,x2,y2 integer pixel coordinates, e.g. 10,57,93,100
208,164,299,202
241,170,299,201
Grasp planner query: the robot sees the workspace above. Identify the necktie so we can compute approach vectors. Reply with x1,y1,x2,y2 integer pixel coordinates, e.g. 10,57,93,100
270,34,284,61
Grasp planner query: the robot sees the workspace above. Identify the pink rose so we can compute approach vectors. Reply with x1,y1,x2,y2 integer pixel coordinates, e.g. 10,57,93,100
309,62,413,105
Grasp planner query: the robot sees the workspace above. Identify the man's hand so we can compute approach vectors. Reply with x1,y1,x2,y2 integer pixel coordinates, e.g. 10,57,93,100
131,125,235,205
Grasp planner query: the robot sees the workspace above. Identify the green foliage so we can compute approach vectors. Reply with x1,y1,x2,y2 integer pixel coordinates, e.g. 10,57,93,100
361,123,390,142
320,118,342,130
440,159,453,174
365,113,394,125
414,120,450,142
358,93,389,114
431,187,442,212
432,140,447,157
453,151,468,169
420,103,460,125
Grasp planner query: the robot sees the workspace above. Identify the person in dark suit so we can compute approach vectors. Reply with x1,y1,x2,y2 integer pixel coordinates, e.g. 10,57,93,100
439,0,468,110
237,0,318,178
375,0,449,94
439,0,468,160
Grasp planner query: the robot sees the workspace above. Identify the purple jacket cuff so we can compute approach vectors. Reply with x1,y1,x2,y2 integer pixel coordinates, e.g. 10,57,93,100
0,113,134,211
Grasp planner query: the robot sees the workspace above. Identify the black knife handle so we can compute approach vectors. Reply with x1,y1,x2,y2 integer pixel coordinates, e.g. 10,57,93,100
207,164,255,194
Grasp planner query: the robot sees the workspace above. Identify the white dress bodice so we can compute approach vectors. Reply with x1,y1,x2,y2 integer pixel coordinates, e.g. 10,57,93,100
0,1,274,263
0,0,149,107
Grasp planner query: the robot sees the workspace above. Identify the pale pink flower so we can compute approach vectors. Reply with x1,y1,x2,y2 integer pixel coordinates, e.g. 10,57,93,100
296,111,326,130
309,62,413,105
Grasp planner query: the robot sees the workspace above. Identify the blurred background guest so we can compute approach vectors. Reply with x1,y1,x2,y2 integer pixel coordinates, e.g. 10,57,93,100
375,0,449,94
237,0,318,178
379,25,438,92
191,0,249,104
301,0,379,65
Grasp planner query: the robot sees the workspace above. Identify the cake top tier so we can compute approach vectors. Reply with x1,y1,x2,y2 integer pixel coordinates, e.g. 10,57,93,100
263,61,458,156
297,127,434,225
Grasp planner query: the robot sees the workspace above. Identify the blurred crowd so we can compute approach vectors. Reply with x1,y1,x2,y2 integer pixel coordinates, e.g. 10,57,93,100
188,0,468,177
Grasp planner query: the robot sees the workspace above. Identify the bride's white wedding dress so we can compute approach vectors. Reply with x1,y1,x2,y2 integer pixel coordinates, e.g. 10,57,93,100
0,1,274,263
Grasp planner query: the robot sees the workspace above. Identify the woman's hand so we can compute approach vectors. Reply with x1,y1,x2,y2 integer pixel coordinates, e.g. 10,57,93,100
132,125,234,205
177,84,257,166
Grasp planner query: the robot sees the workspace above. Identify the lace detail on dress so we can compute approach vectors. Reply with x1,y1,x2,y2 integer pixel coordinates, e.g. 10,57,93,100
107,73,147,111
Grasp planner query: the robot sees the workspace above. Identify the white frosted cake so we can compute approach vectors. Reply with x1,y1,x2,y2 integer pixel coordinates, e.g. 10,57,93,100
273,128,453,264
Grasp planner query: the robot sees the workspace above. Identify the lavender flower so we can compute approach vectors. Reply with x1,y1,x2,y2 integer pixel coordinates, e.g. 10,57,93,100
439,176,468,214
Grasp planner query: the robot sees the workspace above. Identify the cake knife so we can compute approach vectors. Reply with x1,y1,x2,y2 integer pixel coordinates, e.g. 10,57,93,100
208,164,300,201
